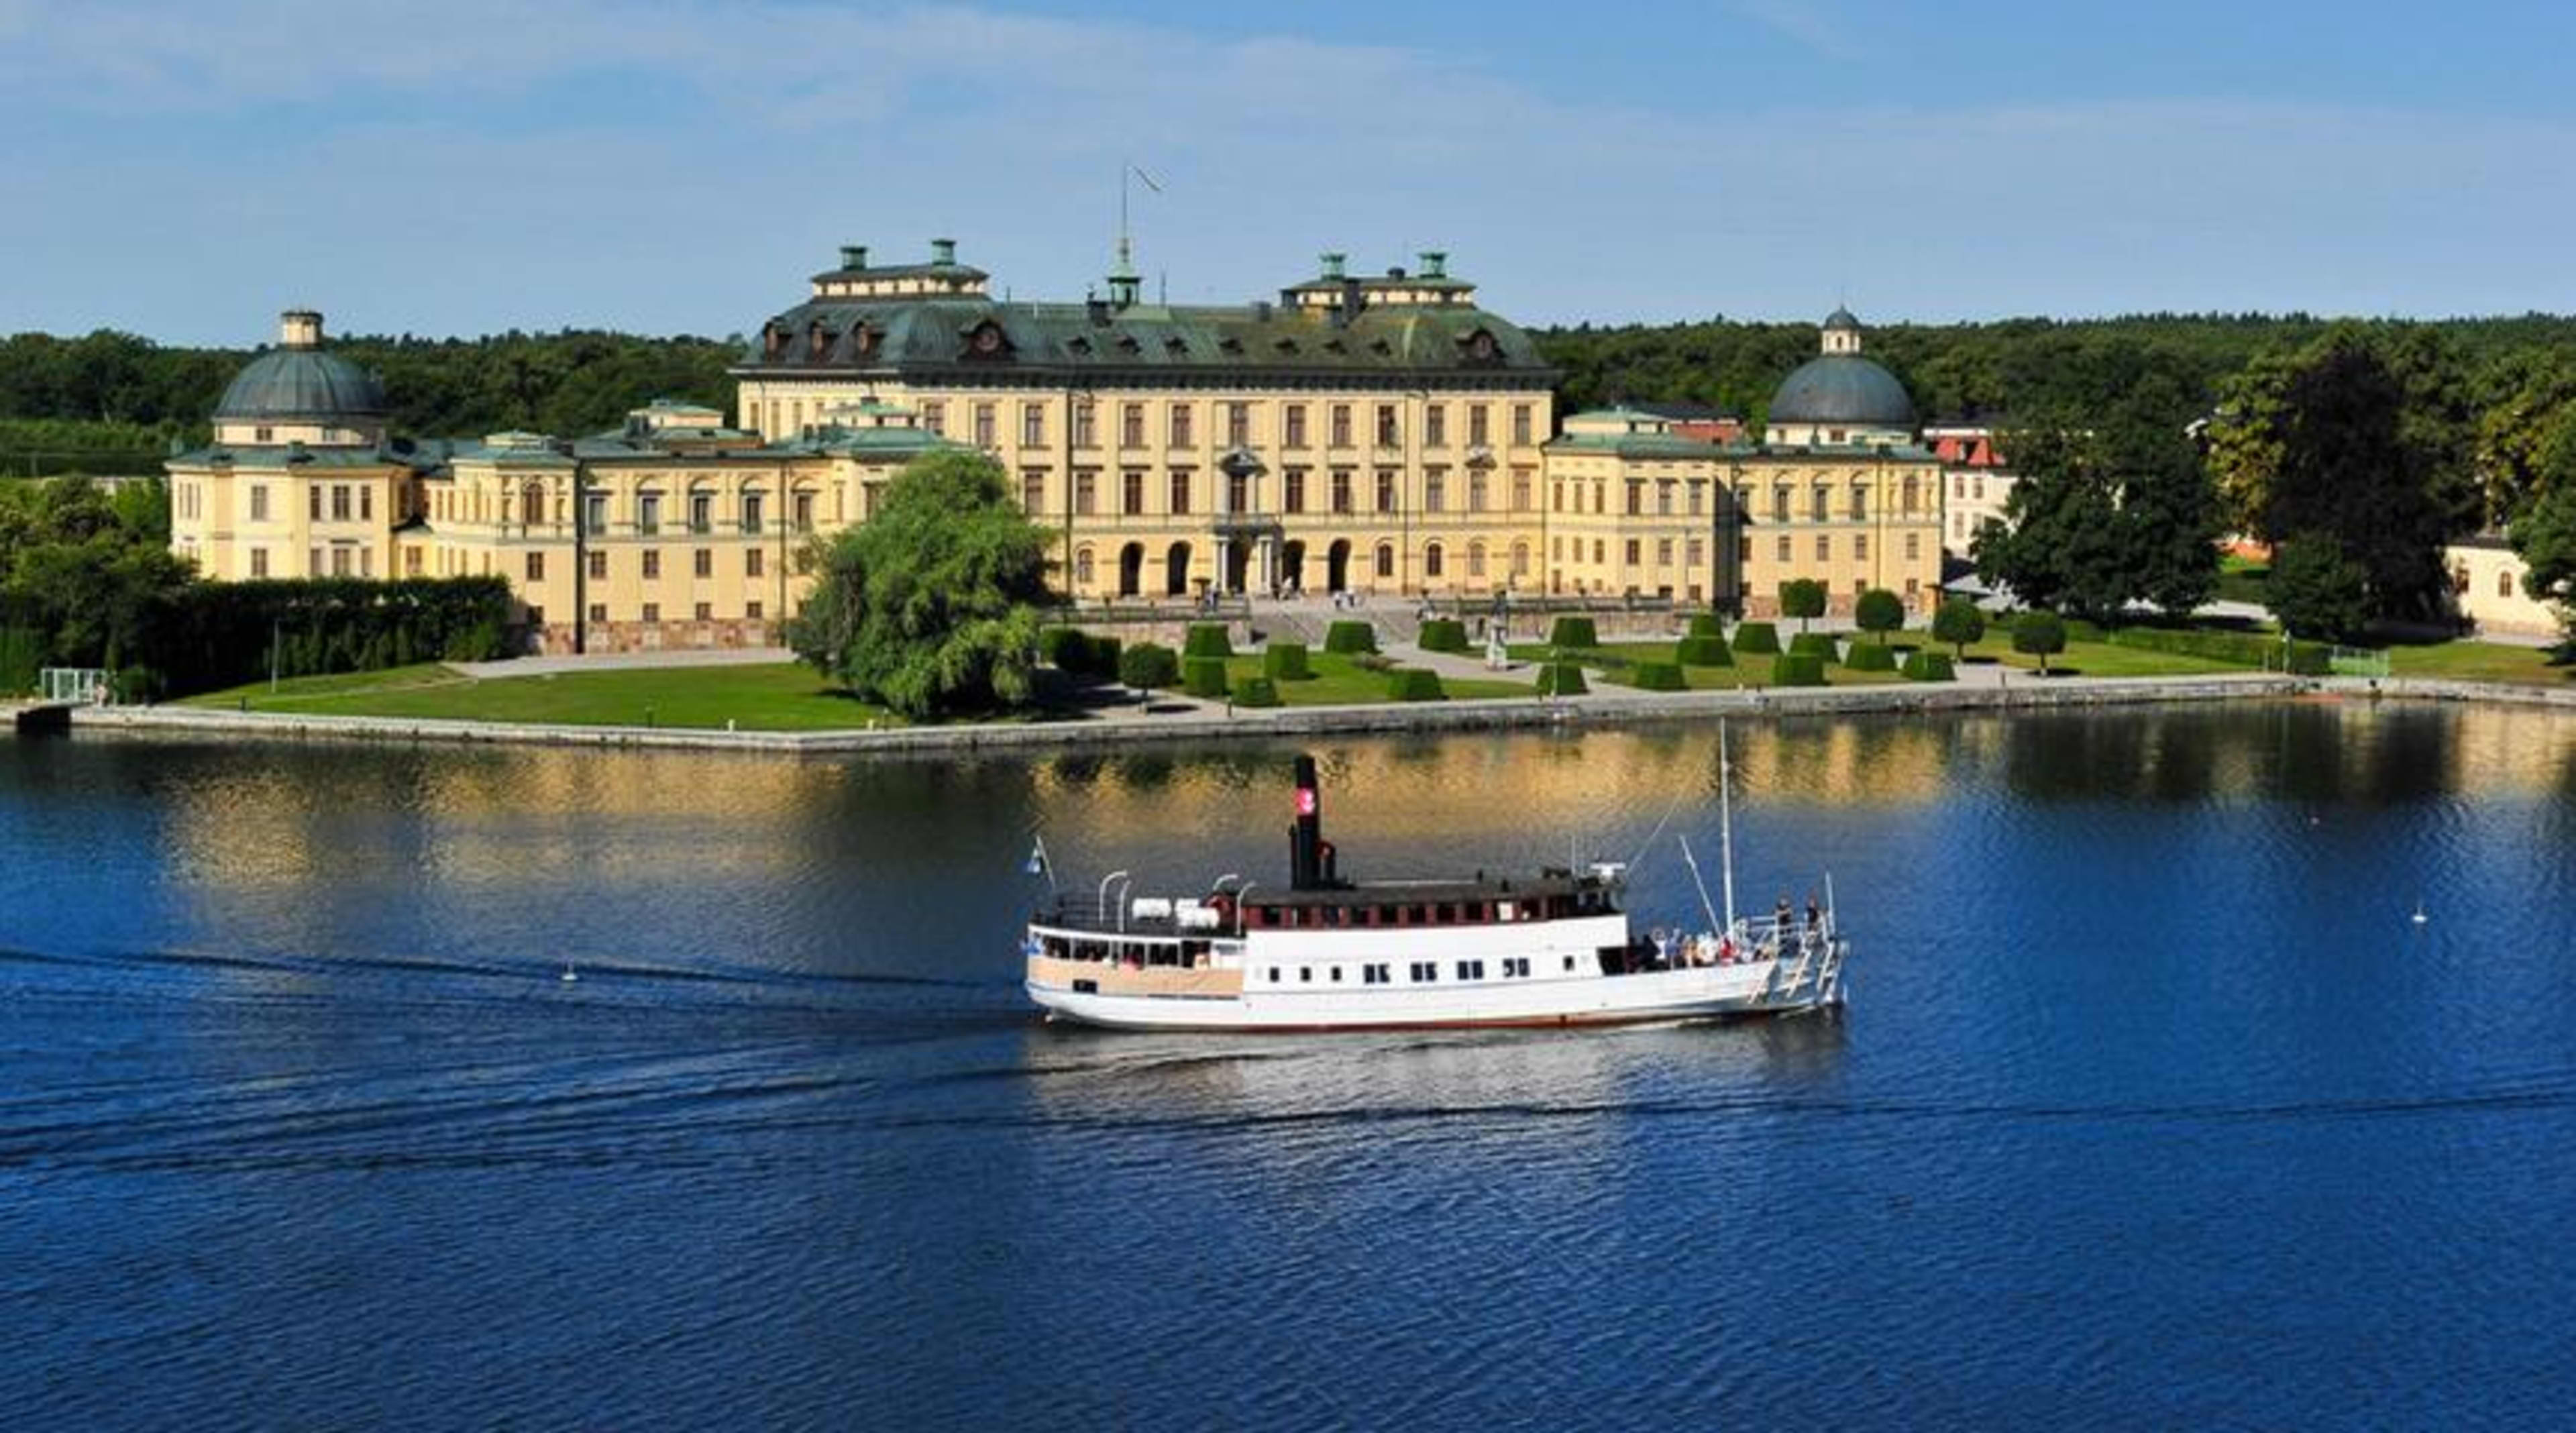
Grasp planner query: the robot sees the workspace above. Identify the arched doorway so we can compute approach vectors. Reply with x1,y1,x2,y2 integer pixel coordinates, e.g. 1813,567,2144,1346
1281,539,1307,594
1224,538,1252,595
1164,541,1192,597
1326,539,1350,594
1118,542,1144,598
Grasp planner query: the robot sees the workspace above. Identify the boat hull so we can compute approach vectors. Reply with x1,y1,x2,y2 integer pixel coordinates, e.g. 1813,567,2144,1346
1026,960,1839,1032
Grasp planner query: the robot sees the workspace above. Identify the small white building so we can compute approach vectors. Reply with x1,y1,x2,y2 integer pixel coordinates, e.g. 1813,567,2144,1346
2445,535,2557,637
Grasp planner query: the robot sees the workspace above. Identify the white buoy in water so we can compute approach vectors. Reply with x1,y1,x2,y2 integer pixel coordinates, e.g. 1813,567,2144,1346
561,961,580,983
2411,898,2428,926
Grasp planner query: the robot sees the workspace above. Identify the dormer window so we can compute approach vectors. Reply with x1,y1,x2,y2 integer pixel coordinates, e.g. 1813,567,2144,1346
1163,335,1188,357
1274,337,1299,354
806,323,832,361
1458,329,1501,364
1323,337,1347,354
1116,335,1142,355
1067,335,1093,356
763,323,786,361
1369,338,1393,356
1218,336,1243,355
962,321,1013,360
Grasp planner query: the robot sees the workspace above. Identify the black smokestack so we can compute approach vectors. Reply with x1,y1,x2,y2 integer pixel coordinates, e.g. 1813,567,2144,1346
1289,754,1323,890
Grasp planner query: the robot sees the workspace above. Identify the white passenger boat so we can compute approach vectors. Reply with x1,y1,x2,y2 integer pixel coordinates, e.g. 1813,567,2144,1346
1022,742,1847,1032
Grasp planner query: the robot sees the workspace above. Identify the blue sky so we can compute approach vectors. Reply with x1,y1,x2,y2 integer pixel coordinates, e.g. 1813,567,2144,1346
5,1,2575,343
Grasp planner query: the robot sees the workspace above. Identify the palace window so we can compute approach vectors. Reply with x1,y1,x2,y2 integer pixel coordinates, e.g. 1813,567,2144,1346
1469,472,1489,513
1075,470,1097,516
741,492,765,533
1686,538,1704,567
1283,468,1307,514
638,492,661,535
1426,405,1446,447
1074,547,1094,585
695,601,712,621
694,548,712,578
589,602,608,624
1851,483,1868,521
1073,402,1097,448
1168,469,1192,515
588,550,608,580
1330,404,1352,447
1226,472,1250,514
1375,543,1395,579
1469,405,1491,447
1511,469,1532,511
1331,470,1353,515
1625,539,1642,566
1657,481,1674,517
973,403,996,447
1123,470,1146,515
794,491,815,532
1811,484,1829,521
1658,538,1674,566
690,492,712,533
921,401,945,436
1688,482,1703,517
1376,471,1397,513
331,485,351,521
1468,541,1487,578
747,600,763,620
1170,403,1193,448
1424,470,1446,513
1425,541,1445,578
1226,402,1250,447
1375,405,1399,447
1772,484,1789,521
1511,405,1533,445
1905,532,1920,561
642,550,661,580
1022,471,1046,514
1815,534,1831,561
1122,403,1145,447
641,602,659,623
1776,535,1792,562
585,492,608,535
1021,403,1046,447
747,547,765,578
1856,534,1870,561
1902,475,1919,514
1285,405,1308,448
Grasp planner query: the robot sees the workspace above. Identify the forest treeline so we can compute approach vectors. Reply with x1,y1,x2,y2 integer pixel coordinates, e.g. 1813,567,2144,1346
0,329,739,472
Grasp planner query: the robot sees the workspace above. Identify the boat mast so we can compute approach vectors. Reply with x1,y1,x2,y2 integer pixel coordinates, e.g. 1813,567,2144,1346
1718,721,1738,931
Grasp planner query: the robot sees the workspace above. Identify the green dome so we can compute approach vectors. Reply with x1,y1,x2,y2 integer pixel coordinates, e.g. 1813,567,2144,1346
1768,354,1914,429
214,346,387,424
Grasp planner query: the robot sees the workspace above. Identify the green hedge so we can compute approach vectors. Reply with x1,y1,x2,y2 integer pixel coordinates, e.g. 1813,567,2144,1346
1625,661,1686,691
1118,641,1179,689
96,576,519,698
1233,676,1281,708
0,626,40,696
1183,623,1234,659
1770,653,1828,687
1386,667,1446,701
1181,655,1231,698
1324,620,1378,654
1548,616,1599,648
1732,621,1781,655
1040,627,1121,678
2100,623,2336,675
1843,643,1896,672
1263,641,1313,680
1686,613,1724,639
1081,634,1122,678
1788,632,1840,662
1536,661,1589,696
1417,618,1470,653
1902,650,1956,682
1675,633,1733,667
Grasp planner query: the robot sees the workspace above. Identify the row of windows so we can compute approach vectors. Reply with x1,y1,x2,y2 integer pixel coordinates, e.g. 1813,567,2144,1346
233,482,378,525
524,547,784,583
828,398,1544,451
1550,476,1930,521
555,600,764,625
1550,531,1928,568
1043,466,1543,519
1277,955,1573,986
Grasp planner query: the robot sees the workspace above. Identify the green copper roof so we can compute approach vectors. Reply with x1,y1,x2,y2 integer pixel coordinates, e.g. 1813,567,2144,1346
213,347,388,423
1768,354,1915,427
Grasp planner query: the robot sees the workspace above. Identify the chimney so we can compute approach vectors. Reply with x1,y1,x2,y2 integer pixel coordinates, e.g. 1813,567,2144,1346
1319,252,1346,280
839,244,868,270
1288,754,1326,890
280,309,323,348
930,237,957,266
1418,250,1447,279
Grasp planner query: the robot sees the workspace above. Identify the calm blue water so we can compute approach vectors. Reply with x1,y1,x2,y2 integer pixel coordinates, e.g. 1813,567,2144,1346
3,702,2575,1429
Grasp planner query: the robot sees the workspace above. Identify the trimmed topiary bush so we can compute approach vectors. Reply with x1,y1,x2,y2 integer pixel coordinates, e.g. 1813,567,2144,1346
1625,661,1686,691
1386,668,1446,701
1183,623,1234,659
1324,620,1378,654
1417,618,1470,654
1854,588,1906,645
1789,631,1840,661
1038,627,1088,668
1676,633,1733,667
1770,653,1828,687
1548,616,1599,648
1233,676,1281,708
1181,656,1230,699
1118,641,1179,689
1686,613,1725,639
1536,661,1590,696
1082,635,1122,678
1732,621,1781,655
1843,643,1896,672
1263,641,1313,680
1902,650,1956,682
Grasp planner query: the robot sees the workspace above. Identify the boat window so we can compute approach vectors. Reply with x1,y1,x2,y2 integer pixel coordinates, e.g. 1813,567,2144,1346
1434,903,1455,924
1455,959,1485,980
1407,904,1428,925
1324,906,1343,927
1300,967,1313,982
1376,906,1396,926
1409,961,1437,981
1269,967,1281,983
1331,967,1344,982
1563,955,1576,972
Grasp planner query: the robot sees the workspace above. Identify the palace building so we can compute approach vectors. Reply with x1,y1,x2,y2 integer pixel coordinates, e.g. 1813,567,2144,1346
168,243,1945,650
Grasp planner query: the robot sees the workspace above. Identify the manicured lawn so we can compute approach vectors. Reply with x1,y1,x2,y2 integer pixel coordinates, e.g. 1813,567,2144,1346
2386,640,2576,686
1222,651,1529,704
1952,634,2245,678
182,661,904,731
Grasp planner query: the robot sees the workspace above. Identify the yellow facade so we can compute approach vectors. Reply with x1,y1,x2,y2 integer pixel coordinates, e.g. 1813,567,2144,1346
170,254,1960,640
